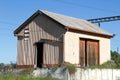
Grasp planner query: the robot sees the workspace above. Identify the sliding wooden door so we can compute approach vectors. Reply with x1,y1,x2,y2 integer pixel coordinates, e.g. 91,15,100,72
87,40,99,66
80,39,99,66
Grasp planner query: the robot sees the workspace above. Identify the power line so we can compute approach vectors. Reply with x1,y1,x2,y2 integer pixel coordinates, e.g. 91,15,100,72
0,27,14,30
0,28,16,31
0,20,19,26
0,20,19,31
55,0,119,13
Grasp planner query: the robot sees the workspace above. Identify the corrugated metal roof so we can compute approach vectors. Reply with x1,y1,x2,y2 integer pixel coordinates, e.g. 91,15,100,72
41,10,112,36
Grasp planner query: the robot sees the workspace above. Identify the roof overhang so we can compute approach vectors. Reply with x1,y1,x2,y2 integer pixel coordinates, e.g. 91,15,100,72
66,26,114,39
34,39,63,45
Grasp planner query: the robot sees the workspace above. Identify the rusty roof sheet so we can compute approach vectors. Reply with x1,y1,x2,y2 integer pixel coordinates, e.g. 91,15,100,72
41,10,112,36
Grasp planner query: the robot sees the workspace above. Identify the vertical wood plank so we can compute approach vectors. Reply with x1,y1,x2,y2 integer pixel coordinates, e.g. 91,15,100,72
80,39,85,66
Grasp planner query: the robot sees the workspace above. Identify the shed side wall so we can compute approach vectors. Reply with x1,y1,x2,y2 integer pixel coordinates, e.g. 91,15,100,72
64,31,111,65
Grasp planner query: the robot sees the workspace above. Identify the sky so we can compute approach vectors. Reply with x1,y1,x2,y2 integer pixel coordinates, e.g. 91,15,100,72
0,0,120,64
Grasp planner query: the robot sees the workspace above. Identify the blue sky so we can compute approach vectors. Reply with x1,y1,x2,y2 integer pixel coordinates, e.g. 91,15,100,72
0,0,120,63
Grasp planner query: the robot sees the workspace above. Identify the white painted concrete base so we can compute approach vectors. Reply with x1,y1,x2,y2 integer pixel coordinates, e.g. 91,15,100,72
71,68,120,80
32,68,120,80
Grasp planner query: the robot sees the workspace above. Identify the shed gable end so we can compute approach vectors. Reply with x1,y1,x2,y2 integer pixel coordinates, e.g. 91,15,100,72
32,14,66,41
16,13,66,67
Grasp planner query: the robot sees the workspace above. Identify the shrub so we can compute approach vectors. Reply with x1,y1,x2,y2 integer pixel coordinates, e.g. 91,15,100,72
88,60,120,69
5,64,13,71
101,60,116,68
111,51,120,64
64,62,76,74
0,63,4,71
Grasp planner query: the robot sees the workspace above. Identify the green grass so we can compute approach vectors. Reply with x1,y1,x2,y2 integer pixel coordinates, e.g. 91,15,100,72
0,73,60,80
0,68,64,80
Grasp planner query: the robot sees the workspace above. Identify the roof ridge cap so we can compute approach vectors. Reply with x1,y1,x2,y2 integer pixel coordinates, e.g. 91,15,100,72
40,10,84,21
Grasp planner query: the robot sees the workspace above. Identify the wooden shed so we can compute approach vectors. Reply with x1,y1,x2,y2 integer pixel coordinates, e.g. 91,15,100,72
14,10,113,68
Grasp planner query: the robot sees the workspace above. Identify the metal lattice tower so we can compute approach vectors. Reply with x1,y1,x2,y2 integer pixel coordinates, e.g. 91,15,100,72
87,16,120,27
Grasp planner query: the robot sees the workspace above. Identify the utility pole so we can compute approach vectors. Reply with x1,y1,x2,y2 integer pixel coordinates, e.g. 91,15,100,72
117,47,119,53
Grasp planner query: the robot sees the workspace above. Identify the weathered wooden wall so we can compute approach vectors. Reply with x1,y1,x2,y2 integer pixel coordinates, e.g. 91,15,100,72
43,41,63,65
16,14,66,68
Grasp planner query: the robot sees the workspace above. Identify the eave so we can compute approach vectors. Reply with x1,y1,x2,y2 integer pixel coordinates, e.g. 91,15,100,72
66,27,114,39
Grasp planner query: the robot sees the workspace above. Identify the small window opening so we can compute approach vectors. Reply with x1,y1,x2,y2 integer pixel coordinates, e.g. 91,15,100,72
24,27,29,41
